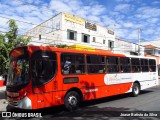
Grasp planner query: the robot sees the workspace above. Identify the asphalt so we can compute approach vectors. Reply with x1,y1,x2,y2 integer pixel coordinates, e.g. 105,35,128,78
0,78,160,112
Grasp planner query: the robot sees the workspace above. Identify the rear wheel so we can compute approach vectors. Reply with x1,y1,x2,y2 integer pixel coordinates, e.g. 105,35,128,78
132,83,140,97
64,91,80,111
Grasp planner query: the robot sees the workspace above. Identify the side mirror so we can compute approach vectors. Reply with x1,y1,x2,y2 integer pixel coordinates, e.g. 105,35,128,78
3,80,6,86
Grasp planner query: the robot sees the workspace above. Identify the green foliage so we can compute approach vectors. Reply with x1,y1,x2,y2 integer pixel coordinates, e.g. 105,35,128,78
0,19,30,78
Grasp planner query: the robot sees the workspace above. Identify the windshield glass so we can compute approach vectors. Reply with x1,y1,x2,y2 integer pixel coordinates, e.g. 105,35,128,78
7,58,29,86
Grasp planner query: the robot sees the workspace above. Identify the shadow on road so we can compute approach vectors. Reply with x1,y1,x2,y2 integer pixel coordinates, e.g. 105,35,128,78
6,90,159,120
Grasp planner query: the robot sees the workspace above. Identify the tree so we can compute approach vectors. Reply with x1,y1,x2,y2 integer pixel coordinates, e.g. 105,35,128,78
0,19,30,78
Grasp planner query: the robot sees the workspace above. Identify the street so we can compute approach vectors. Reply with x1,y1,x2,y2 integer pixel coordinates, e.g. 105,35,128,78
0,85,160,119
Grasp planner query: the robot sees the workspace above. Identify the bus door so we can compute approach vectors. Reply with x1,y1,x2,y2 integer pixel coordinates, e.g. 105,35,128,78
31,51,57,108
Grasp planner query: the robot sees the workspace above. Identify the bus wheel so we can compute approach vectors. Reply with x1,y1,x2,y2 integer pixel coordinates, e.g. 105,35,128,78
64,91,80,111
132,83,140,97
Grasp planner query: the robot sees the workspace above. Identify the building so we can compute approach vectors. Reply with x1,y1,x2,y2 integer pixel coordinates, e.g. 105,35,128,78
25,12,115,50
114,38,145,56
141,42,160,75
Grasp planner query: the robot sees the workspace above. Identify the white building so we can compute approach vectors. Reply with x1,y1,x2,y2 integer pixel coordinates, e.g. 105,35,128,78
24,12,145,55
141,40,160,57
114,38,145,56
25,12,115,50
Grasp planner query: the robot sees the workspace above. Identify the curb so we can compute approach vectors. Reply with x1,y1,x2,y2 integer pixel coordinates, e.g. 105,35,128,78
0,86,6,91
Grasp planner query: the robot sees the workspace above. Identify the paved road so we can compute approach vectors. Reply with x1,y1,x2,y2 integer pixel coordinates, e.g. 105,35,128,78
1,85,160,119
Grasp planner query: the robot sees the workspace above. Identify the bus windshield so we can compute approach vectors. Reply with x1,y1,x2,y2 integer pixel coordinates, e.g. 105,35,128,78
7,47,29,87
7,58,29,86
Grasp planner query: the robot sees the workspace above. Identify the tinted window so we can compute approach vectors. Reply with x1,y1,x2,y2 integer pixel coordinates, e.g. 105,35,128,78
141,59,149,72
31,51,57,87
61,53,85,74
87,55,106,74
149,59,156,72
131,58,140,72
106,57,119,73
120,57,131,73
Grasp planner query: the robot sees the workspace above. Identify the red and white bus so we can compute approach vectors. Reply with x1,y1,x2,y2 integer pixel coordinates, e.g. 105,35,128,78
6,46,159,111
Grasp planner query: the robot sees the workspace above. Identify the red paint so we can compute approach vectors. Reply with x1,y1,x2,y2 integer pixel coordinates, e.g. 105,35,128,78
0,80,5,87
7,46,133,109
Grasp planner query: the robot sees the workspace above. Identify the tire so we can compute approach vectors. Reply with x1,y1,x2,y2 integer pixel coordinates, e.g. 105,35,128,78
132,83,140,97
64,91,80,111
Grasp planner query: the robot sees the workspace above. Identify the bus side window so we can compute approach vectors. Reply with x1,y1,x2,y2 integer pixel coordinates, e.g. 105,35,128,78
63,58,71,74
31,51,57,88
120,57,131,73
61,53,85,74
107,56,119,73
141,59,149,72
149,59,156,72
131,58,140,73
87,55,106,74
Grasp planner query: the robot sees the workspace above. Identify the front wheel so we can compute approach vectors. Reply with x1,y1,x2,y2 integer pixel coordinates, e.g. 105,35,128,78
64,91,80,111
132,83,140,97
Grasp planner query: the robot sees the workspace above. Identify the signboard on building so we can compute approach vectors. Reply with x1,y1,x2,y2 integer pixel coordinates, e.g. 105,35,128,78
64,13,85,25
85,22,97,31
108,30,114,35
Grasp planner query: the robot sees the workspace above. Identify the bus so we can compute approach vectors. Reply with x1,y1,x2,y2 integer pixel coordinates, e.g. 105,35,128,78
6,45,159,111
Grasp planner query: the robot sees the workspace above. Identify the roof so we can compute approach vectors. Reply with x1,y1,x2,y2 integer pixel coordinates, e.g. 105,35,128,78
144,44,158,49
115,38,143,46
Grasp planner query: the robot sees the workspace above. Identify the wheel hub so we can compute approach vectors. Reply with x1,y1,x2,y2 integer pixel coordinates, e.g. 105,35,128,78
68,96,77,106
134,86,139,94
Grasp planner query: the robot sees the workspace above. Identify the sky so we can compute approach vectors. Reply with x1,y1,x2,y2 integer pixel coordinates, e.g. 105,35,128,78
0,0,160,44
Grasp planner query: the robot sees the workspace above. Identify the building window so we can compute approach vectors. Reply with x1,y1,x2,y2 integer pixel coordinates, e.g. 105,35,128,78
67,29,77,40
108,40,114,49
82,34,90,43
93,37,96,42
103,40,106,44
39,35,41,40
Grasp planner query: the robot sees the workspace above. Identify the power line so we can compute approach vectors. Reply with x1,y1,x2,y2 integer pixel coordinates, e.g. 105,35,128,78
0,29,158,54
0,12,159,50
14,0,55,14
0,15,35,25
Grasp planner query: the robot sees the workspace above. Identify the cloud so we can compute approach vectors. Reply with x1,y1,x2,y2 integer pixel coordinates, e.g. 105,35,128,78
49,0,72,13
123,22,134,28
116,0,134,2
146,18,159,24
0,0,159,43
136,6,160,19
114,4,133,12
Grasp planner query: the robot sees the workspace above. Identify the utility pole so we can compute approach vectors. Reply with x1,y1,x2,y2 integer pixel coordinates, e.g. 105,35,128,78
138,28,141,56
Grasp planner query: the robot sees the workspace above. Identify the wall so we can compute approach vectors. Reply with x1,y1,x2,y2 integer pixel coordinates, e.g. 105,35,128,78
114,38,144,55
25,13,115,51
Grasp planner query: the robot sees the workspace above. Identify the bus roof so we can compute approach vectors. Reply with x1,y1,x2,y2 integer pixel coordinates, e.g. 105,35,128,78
12,45,156,60
26,45,125,57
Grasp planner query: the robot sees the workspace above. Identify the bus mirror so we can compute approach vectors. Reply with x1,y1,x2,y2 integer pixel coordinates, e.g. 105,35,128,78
3,75,7,85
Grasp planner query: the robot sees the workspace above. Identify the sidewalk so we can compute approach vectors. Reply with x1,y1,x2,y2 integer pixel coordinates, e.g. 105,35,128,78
0,86,7,111
0,86,6,91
